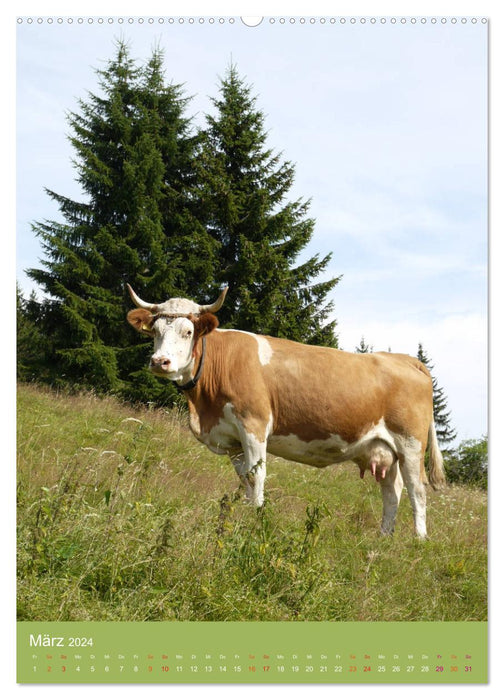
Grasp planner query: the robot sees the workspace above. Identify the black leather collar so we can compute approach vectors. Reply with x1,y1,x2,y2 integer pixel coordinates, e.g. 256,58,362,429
172,337,207,391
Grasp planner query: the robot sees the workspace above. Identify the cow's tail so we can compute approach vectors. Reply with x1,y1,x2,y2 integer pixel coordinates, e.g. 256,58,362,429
427,418,446,490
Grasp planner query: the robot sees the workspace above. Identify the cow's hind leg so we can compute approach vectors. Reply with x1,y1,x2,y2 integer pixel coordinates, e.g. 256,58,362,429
379,460,403,535
398,443,428,538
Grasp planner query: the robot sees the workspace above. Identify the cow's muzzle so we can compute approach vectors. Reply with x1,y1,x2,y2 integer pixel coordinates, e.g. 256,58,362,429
150,356,173,375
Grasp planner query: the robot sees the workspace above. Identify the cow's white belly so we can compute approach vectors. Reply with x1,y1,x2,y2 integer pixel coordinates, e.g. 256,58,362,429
267,433,347,467
267,419,396,469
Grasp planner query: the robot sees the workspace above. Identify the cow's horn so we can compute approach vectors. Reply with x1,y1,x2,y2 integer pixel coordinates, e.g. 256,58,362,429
199,286,228,313
126,283,158,311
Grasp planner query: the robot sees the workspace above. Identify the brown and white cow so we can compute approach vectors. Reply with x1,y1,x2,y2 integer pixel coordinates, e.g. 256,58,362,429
126,284,445,538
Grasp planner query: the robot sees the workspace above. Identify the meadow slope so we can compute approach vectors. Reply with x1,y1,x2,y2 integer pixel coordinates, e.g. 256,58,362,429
17,384,487,622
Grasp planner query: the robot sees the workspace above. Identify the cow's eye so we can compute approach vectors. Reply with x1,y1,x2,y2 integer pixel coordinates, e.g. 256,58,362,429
185,329,193,338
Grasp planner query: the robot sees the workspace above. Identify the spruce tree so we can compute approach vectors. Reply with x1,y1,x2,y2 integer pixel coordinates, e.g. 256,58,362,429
27,42,217,400
417,343,457,445
16,285,49,382
355,337,373,353
196,65,340,346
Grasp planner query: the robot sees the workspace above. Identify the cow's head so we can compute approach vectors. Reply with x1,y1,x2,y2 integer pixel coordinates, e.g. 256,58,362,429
126,284,227,382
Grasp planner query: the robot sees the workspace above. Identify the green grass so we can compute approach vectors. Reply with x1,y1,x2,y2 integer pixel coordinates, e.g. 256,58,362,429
17,383,487,622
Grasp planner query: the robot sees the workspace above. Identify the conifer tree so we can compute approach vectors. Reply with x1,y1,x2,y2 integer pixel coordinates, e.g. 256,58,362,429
355,337,373,353
417,343,457,445
27,42,217,400
196,65,340,346
16,285,49,382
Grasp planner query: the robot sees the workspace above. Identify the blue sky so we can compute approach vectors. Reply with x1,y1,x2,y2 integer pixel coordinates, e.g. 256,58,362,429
16,14,488,441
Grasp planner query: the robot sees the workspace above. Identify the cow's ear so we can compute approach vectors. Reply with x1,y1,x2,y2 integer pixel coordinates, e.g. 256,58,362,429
193,312,219,338
127,308,155,336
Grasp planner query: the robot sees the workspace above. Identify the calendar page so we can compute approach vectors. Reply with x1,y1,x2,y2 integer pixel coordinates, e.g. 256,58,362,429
16,11,488,686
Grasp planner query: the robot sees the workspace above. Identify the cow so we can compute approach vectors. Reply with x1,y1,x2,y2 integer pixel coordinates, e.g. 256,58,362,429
126,284,445,538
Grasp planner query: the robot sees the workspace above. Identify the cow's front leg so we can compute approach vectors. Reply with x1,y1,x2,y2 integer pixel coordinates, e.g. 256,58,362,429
231,441,267,507
229,412,271,507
